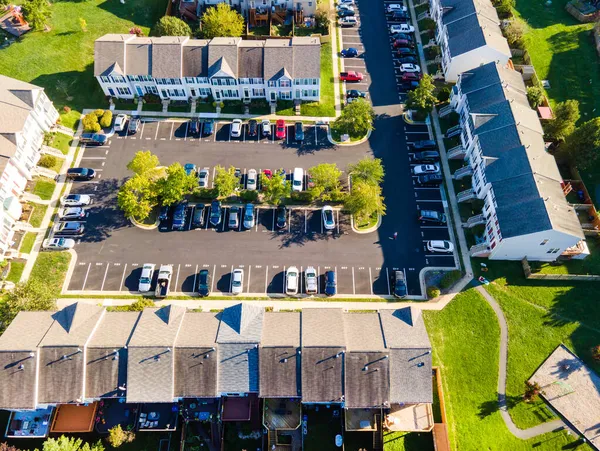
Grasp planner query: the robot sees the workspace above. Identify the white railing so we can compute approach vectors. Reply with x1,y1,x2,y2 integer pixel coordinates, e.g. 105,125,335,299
447,145,465,159
438,104,454,117
464,214,486,228
453,166,473,179
470,243,490,256
457,189,476,203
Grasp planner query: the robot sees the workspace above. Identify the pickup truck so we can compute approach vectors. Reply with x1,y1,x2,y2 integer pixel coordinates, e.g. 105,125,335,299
305,266,318,295
155,265,173,298
339,71,364,82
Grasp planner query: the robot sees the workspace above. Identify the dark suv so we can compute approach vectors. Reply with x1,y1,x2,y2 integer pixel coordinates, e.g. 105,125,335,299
410,150,440,163
419,209,447,224
197,269,211,297
66,168,96,181
172,202,187,230
192,204,205,228
189,120,200,137
54,221,85,235
325,270,337,296
79,133,109,146
417,174,443,186
392,271,407,299
209,200,222,226
294,122,304,142
408,140,437,151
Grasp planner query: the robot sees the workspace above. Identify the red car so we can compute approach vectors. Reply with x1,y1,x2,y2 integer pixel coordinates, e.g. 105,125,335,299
393,39,413,48
339,71,364,82
401,72,422,82
262,169,273,179
275,120,286,139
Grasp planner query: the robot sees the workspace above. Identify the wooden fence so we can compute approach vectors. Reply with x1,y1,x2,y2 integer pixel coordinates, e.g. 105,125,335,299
432,367,450,451
522,257,600,281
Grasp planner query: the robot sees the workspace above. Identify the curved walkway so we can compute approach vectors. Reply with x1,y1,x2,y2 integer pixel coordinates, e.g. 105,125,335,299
475,285,566,439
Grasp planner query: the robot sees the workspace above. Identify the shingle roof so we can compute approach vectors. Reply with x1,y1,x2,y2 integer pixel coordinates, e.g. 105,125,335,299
0,311,54,351
379,308,431,349
88,312,140,348
182,40,209,77
127,346,174,403
344,351,390,408
292,37,321,79
38,346,85,404
238,46,264,78
264,40,295,81
39,303,104,347
151,38,187,78
389,348,432,404
259,347,300,398
208,38,240,77
94,34,130,76
301,309,345,347
125,39,152,76
261,312,300,347
208,56,236,78
301,347,344,403
85,348,128,399
216,303,264,343
128,305,186,347
0,75,43,135
218,343,259,393
343,313,385,351
176,312,219,347
174,346,218,398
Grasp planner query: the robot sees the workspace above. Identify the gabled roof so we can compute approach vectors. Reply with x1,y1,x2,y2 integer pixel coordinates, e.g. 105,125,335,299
127,346,175,403
301,309,345,347
38,346,85,404
0,311,54,351
126,39,152,76
261,312,300,347
208,37,240,77
151,37,187,78
208,56,236,78
218,343,259,393
259,347,300,398
264,40,294,81
0,75,44,135
238,45,264,79
128,305,186,347
39,303,104,347
182,40,209,77
216,303,264,343
389,348,432,404
93,34,130,76
379,308,431,349
343,312,385,351
345,351,390,408
301,347,344,403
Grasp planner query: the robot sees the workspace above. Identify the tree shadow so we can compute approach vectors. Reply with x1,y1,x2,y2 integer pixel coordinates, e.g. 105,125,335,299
478,394,522,419
96,0,166,30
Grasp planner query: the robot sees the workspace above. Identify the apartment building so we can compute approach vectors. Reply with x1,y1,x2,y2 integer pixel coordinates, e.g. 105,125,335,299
440,62,587,261
0,75,59,257
94,35,321,104
429,0,511,82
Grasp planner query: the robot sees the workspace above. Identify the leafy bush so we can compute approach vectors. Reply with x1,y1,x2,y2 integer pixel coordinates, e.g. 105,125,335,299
38,155,57,169
240,190,259,202
82,113,101,133
420,18,436,32
504,19,526,47
94,109,105,118
106,425,135,448
437,87,452,103
195,188,217,199
110,299,156,312
63,106,71,113
494,0,515,17
99,110,113,129
152,16,191,37
424,45,440,60
439,270,462,290
290,191,316,203
143,93,161,104
526,86,544,109
427,286,441,299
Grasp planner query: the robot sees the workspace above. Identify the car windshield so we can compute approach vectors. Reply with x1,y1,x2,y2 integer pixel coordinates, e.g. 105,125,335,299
307,271,316,278
325,211,333,222
288,271,297,278
232,279,241,287
140,277,151,284
293,180,301,186
244,214,253,221
248,177,255,184
56,239,65,246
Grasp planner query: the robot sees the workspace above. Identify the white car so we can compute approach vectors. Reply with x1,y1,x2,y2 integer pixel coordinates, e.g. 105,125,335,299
399,63,421,73
339,16,358,26
199,167,210,188
386,3,408,12
292,167,303,192
58,207,86,220
114,114,128,132
339,0,354,4
231,119,243,138
42,237,75,251
322,205,335,231
337,4,354,11
261,119,271,137
427,240,454,253
390,24,414,33
60,194,91,207
286,266,299,295
138,263,155,292
231,268,244,295
246,169,258,191
412,164,440,175
305,266,318,294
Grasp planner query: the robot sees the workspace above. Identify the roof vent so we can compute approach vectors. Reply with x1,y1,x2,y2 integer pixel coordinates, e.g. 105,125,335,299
62,355,68,360
77,348,82,353
282,358,288,363
29,352,35,358
335,352,343,359
204,353,210,359
18,364,24,370
118,384,127,391
166,348,171,352
363,365,369,371
417,362,425,368
383,355,389,359
211,347,216,352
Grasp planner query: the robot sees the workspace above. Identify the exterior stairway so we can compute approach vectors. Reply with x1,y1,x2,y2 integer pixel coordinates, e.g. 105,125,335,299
470,243,491,257
438,103,454,117
445,124,461,138
373,414,383,450
447,144,466,159
453,165,473,180
457,188,476,203
463,214,486,228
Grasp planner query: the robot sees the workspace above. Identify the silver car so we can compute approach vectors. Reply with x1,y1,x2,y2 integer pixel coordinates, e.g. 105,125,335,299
58,207,86,220
228,206,240,229
199,167,210,188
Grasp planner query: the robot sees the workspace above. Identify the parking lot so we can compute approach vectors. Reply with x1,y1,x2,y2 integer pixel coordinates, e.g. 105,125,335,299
339,2,371,103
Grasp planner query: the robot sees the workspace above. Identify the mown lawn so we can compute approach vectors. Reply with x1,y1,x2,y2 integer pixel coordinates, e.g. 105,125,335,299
383,431,434,450
0,0,167,125
29,252,71,295
28,203,48,228
300,42,336,117
32,177,56,200
423,288,586,450
5,261,25,284
50,133,72,155
530,237,600,275
19,232,37,255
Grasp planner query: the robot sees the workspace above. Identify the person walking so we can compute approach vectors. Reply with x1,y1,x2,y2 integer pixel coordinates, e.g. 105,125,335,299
390,232,398,240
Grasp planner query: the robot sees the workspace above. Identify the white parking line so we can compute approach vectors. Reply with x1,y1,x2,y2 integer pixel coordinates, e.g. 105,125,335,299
82,263,91,290
317,266,320,294
247,265,251,293
170,122,174,141
369,267,373,295
139,122,145,140
100,263,110,291
336,210,340,234
184,122,188,141
283,265,286,293
80,156,106,160
255,208,259,232
119,263,128,292
229,265,234,293
211,264,216,293
352,267,356,294
175,264,181,290
305,210,308,233
288,209,292,233
271,210,275,231
154,122,160,140
386,267,391,295
193,264,198,292
265,266,269,294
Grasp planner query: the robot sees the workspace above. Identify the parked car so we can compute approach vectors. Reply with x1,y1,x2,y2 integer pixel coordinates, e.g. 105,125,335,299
42,237,75,251
203,119,215,136
66,167,96,181
337,3,354,11
286,266,299,295
393,39,414,48
347,89,367,98
243,203,255,229
417,174,443,186
339,16,358,26
412,164,440,175
292,167,303,192
391,32,414,41
197,269,211,297
159,205,170,221
192,204,205,228
184,163,197,177
395,47,416,57
79,133,109,146
138,263,155,292
391,10,409,21
114,114,128,132
322,205,335,231
427,240,454,253
276,205,287,229
58,207,85,220
409,150,440,163
386,3,408,13
189,119,200,136
128,117,141,134
261,119,271,137
325,270,337,296
399,63,421,73
407,140,437,150
228,205,240,229
401,72,422,82
262,169,273,180
400,81,420,91
231,119,243,138
248,119,258,137
340,47,359,57
54,222,85,235
60,194,91,207
234,168,242,181
172,202,187,230
198,167,210,188
339,0,354,4
419,209,447,224
305,266,318,294
392,271,407,299
340,71,364,82
395,55,418,65
390,24,414,33
275,120,286,140
294,122,304,142
209,200,222,226
246,169,258,191
231,268,244,295
337,8,355,17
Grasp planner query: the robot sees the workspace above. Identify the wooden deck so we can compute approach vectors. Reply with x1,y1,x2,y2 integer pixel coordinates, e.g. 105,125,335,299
263,399,301,430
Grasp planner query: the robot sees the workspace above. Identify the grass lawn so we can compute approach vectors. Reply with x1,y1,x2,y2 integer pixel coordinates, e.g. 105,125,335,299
197,103,216,113
50,133,72,155
29,252,71,295
168,104,191,113
355,212,378,230
48,156,65,174
0,0,166,121
529,237,600,275
300,42,336,117
303,408,343,451
143,103,165,112
383,432,434,450
423,288,586,450
5,261,25,284
32,177,56,201
28,203,48,228
19,232,37,255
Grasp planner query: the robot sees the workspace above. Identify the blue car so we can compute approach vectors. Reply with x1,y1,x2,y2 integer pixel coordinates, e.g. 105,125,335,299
325,270,337,296
172,202,187,230
340,47,358,58
184,163,197,177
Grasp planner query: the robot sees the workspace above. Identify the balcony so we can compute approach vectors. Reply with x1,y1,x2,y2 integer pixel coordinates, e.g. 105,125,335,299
453,165,473,180
457,188,476,203
445,124,461,138
463,214,486,228
447,144,466,159
438,104,454,118
470,243,491,257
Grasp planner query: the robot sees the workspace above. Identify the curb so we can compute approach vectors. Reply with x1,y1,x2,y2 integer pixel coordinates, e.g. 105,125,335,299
130,215,160,230
402,112,428,125
350,212,382,234
328,128,371,146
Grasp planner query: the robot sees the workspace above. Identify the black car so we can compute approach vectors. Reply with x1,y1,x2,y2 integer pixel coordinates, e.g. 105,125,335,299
209,200,222,226
192,204,205,228
396,47,416,57
66,167,96,181
392,271,407,299
79,133,109,146
410,150,440,163
347,89,367,98
391,10,409,21
197,269,211,297
418,209,447,224
189,119,200,136
399,81,420,91
234,168,242,180
338,9,355,17
294,122,304,142
54,221,85,235
325,270,337,296
408,140,437,151
391,32,414,42
172,202,187,230
248,119,258,137
395,56,418,65
128,118,141,134
276,205,287,229
203,120,215,136
159,205,170,221
417,174,443,186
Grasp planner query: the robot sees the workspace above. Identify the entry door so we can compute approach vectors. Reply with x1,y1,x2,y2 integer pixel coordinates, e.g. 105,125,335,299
135,85,143,96
295,89,301,99
244,88,250,99
270,91,276,101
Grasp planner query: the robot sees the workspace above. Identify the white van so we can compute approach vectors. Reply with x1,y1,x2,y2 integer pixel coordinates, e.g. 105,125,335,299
292,167,304,192
286,266,299,295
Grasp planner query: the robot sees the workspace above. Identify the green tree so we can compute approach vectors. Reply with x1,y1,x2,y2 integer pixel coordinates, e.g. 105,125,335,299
0,279,56,333
22,0,52,31
494,0,515,17
200,3,244,38
212,165,238,198
348,157,384,186
344,181,386,224
37,436,104,451
526,86,544,109
106,425,135,448
152,16,191,37
126,150,160,176
406,74,437,114
82,113,101,133
504,19,526,47
332,99,375,139
309,163,342,196
561,117,600,169
158,162,197,206
261,172,288,205
543,99,580,142
117,174,158,220
99,111,112,129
